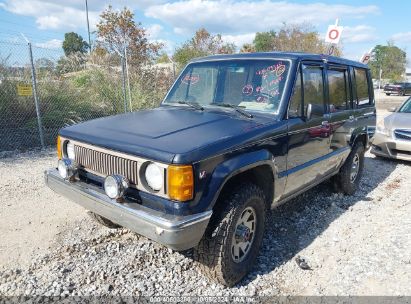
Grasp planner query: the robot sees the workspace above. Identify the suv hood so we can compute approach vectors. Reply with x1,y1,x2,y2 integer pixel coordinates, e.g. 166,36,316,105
60,106,280,163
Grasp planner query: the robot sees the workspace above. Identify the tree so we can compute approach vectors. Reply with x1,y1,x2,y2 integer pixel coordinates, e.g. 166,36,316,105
173,28,236,66
369,43,406,81
96,6,162,67
240,43,256,53
253,31,276,52
252,23,342,56
62,32,89,56
156,52,171,64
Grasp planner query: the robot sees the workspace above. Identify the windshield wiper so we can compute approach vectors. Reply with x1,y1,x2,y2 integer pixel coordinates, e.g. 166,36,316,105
210,102,253,118
176,100,204,111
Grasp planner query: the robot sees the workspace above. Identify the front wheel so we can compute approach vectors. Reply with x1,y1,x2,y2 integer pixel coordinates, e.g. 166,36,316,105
333,142,365,195
193,183,266,287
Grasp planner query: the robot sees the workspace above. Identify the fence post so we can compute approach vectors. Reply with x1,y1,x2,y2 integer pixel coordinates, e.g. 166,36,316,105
121,48,128,113
28,42,45,148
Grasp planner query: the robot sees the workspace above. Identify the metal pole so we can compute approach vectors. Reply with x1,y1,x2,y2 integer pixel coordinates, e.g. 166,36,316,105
124,47,132,111
121,48,128,113
28,42,45,148
85,0,92,53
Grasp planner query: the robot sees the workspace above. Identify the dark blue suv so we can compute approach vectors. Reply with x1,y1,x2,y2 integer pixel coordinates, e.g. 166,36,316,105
45,52,376,286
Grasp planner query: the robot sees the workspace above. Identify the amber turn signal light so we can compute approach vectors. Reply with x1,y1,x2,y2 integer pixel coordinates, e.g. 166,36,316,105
167,165,194,202
57,135,62,160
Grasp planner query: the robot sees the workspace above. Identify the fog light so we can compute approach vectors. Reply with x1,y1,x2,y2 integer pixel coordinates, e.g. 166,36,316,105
57,158,77,180
104,175,129,199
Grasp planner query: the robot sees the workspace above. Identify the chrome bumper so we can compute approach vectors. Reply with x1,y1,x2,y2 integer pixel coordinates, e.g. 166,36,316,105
370,133,411,161
44,169,212,250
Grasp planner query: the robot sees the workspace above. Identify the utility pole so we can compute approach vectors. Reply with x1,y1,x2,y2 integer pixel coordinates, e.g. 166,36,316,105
85,0,92,53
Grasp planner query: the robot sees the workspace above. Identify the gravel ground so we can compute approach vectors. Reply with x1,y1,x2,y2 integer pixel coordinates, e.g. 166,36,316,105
0,93,410,297
0,148,410,297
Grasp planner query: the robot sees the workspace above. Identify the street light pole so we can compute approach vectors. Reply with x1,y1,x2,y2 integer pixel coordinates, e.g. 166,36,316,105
85,0,92,53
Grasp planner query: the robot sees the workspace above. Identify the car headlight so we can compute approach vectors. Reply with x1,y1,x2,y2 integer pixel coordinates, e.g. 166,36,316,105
144,163,163,191
104,175,129,199
57,158,77,180
66,141,75,160
376,125,390,136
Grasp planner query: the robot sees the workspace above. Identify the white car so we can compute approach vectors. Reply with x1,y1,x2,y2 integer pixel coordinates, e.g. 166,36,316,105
371,97,411,161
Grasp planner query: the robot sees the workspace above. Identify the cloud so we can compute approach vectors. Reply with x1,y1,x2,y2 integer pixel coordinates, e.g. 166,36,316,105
0,0,163,31
34,38,62,49
221,33,255,48
391,32,411,43
146,24,163,39
342,25,377,43
145,0,380,35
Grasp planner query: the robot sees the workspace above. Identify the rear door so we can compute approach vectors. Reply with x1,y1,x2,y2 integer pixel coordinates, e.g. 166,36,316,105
326,65,353,148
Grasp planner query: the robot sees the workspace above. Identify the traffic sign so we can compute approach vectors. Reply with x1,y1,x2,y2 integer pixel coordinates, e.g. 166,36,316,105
325,24,343,44
360,53,371,64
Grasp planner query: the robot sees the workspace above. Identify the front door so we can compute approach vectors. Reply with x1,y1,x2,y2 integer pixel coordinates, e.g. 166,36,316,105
283,62,331,196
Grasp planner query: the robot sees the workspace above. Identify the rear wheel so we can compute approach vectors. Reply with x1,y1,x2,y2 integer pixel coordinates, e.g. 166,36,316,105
193,183,266,287
400,90,405,96
88,212,121,229
333,142,365,195
386,93,391,96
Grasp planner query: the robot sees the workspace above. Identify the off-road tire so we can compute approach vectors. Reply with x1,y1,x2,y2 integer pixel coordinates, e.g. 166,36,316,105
88,211,121,229
193,183,266,287
333,142,365,195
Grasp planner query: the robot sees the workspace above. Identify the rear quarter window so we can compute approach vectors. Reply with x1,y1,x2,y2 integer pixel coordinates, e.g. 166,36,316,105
354,68,371,107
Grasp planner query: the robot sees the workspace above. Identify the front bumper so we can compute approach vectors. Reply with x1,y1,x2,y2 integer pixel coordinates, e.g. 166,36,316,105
44,169,212,251
370,133,411,161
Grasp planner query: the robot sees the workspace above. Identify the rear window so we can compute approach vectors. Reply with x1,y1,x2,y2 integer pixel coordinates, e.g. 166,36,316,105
354,68,371,106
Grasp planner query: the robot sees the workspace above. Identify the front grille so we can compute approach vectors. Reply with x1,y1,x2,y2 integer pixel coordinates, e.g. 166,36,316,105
74,145,139,185
394,129,411,141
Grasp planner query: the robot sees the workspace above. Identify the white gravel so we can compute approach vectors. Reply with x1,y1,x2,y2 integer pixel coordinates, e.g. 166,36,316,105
0,148,410,297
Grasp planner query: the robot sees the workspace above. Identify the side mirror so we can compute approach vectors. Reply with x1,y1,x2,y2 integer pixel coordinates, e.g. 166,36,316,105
306,103,324,120
387,107,397,112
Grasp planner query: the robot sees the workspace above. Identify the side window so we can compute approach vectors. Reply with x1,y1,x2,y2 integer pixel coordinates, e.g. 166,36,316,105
302,65,324,118
328,69,348,112
354,68,370,106
288,71,302,118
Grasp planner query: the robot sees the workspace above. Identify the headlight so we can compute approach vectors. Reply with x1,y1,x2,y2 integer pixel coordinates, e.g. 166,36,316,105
104,175,129,199
66,141,75,160
376,125,390,136
145,163,163,191
57,158,77,180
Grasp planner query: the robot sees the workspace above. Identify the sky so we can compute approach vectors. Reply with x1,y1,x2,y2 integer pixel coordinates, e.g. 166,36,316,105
0,0,410,67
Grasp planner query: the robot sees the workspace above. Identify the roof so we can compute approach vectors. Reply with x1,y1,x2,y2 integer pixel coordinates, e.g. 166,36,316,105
191,51,368,69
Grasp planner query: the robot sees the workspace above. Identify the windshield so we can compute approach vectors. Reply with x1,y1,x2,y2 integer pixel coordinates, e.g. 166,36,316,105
164,59,291,113
398,97,411,113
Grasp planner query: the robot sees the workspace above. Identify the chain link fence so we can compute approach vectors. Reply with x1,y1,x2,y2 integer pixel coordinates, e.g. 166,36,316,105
0,41,175,152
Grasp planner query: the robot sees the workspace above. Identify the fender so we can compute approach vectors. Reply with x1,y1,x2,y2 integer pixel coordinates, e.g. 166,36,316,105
201,149,276,211
349,126,369,147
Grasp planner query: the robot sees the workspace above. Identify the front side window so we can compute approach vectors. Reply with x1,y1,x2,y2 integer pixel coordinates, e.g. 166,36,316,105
164,59,291,113
328,69,348,112
288,71,302,118
354,68,370,106
302,65,324,118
